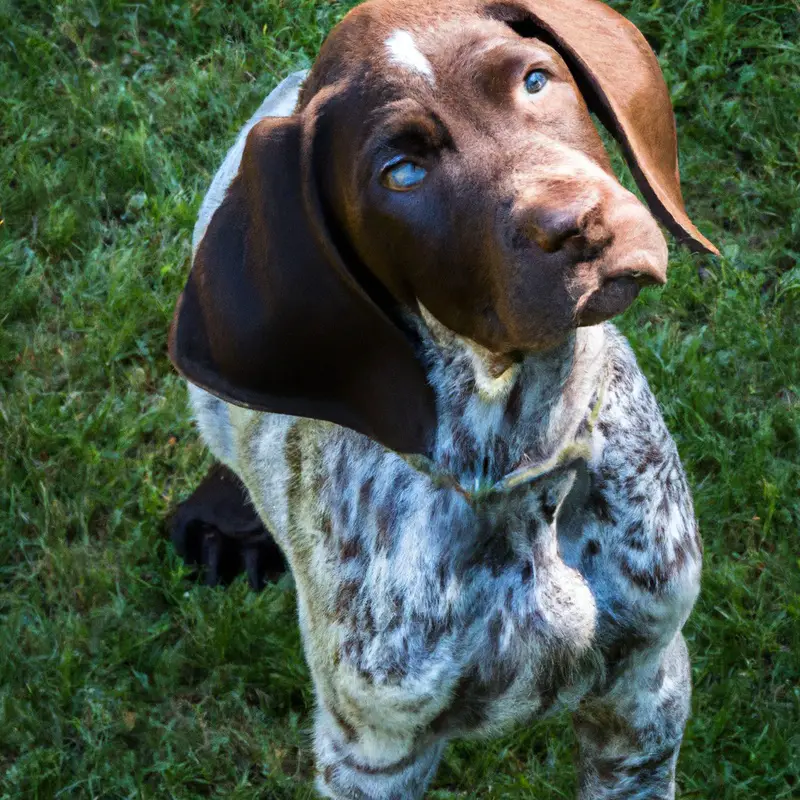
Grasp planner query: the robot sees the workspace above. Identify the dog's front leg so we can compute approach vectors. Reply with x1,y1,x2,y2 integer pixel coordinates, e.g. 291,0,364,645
572,633,691,799
314,704,446,800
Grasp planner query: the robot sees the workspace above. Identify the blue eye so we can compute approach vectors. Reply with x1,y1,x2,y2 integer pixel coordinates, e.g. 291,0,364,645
381,159,427,191
524,70,548,94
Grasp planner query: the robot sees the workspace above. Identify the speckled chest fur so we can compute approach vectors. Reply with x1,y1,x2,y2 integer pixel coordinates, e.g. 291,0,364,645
190,315,701,798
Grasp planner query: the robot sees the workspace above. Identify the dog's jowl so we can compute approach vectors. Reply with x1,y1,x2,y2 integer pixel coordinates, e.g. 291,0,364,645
168,0,717,797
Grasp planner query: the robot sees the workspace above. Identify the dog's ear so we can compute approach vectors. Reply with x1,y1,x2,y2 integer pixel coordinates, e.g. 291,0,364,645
486,0,718,255
169,103,436,455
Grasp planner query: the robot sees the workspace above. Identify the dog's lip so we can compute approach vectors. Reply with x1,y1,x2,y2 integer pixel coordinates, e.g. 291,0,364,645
576,272,645,327
575,250,666,327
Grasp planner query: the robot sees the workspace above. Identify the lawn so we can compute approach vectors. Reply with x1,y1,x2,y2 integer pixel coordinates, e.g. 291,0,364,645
1,0,798,797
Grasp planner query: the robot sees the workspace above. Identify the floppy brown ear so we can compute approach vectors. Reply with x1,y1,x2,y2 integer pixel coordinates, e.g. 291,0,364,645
485,0,718,255
169,109,436,455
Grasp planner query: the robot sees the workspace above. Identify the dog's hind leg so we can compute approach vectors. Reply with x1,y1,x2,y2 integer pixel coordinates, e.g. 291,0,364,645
169,462,287,590
167,383,288,589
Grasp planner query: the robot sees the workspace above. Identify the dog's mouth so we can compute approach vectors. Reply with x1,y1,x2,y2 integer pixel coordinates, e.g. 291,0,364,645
576,267,664,327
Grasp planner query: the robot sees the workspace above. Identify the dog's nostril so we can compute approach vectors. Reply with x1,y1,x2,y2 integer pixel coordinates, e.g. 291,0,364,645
612,270,660,288
520,204,586,254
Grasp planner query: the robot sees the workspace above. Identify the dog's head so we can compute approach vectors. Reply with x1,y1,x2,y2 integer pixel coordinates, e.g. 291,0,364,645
170,0,716,455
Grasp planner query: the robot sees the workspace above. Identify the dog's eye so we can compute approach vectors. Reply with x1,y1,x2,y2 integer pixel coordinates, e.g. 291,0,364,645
524,70,548,95
381,158,427,191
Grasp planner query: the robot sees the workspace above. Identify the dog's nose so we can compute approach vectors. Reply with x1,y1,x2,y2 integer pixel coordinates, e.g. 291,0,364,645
517,191,603,255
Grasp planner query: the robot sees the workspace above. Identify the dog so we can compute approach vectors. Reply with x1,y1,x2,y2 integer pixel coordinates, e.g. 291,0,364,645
168,0,717,796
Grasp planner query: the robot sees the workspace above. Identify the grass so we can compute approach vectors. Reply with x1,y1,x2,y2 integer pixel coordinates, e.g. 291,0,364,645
0,0,798,796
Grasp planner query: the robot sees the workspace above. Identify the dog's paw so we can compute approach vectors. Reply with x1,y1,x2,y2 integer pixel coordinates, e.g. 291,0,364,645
169,463,287,590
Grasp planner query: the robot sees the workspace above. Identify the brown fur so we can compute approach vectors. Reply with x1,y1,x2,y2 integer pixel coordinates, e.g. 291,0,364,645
168,0,716,456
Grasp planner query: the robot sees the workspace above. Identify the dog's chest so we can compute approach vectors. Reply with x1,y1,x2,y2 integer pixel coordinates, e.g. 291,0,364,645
206,324,700,741
293,433,605,738
262,332,661,738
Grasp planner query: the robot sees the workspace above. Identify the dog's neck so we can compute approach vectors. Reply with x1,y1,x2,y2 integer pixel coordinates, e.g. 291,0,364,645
409,306,607,484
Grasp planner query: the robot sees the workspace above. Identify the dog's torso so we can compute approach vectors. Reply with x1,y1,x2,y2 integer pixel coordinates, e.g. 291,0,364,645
182,67,706,798
190,318,700,782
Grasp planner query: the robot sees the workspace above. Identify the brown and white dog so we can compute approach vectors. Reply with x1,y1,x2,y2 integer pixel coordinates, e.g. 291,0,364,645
168,0,717,796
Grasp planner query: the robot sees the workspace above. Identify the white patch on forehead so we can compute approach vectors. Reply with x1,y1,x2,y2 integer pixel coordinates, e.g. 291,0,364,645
385,30,435,83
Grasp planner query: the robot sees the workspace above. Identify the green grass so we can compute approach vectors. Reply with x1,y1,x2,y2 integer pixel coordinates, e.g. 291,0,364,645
1,0,798,796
